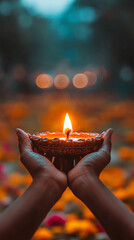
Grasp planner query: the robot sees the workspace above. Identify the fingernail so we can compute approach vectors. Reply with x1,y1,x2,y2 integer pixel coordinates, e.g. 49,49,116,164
27,133,31,138
16,128,21,138
107,128,113,138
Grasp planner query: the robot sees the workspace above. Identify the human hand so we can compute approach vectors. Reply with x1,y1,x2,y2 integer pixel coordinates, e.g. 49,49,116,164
68,128,113,202
16,128,67,197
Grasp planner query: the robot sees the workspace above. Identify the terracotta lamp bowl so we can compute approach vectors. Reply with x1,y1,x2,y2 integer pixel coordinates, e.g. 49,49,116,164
30,132,104,173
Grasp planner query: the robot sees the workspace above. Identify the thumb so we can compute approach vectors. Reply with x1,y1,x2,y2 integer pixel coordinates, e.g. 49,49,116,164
16,128,32,154
101,128,113,154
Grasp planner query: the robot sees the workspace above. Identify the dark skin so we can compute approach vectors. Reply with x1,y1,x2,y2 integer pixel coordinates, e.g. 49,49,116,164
68,129,134,240
0,129,67,240
0,128,134,240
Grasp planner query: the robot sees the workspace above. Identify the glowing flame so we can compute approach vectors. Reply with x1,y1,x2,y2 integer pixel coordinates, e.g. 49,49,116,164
63,113,73,135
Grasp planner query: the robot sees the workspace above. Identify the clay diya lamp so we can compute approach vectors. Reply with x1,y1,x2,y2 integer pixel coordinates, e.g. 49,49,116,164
30,114,104,173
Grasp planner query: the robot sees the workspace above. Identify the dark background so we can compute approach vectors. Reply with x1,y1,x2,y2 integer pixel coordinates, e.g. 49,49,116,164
0,0,134,97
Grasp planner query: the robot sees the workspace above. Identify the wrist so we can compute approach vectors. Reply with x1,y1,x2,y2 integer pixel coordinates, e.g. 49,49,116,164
69,166,100,202
69,165,98,188
33,172,65,199
79,172,102,205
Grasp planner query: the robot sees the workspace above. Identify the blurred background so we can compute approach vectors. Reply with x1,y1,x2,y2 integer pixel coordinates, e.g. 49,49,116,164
0,0,134,240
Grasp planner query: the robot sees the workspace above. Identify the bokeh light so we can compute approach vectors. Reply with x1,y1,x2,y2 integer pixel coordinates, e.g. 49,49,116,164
68,7,97,24
36,74,53,89
13,65,27,80
18,13,33,28
0,2,12,16
84,71,97,86
79,7,97,23
54,74,70,89
120,66,133,82
21,0,75,18
73,74,88,89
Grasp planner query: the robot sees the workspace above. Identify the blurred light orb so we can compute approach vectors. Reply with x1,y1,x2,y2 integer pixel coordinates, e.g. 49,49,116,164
36,74,53,89
13,65,27,80
18,13,33,28
120,66,133,81
0,2,12,16
21,0,75,18
73,74,88,89
84,71,97,86
68,7,97,24
79,7,97,23
54,74,70,89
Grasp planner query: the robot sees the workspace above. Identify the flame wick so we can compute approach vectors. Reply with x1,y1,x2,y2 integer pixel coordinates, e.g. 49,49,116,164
66,129,71,140
63,113,72,140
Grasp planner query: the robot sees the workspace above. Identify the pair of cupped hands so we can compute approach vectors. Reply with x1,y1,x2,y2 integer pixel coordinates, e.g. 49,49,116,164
16,128,113,203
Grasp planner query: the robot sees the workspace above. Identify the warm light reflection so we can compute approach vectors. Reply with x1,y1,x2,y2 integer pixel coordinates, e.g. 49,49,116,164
84,71,97,86
63,113,73,135
54,74,70,89
73,73,88,88
36,74,53,89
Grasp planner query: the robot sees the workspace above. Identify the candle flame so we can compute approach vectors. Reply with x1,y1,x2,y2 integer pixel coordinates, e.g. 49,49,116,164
63,113,73,135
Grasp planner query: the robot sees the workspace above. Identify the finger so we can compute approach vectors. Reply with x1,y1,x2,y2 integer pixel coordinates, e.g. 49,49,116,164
16,128,32,154
101,128,113,153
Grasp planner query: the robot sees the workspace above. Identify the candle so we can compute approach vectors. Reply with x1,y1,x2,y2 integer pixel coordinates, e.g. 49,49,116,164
30,113,104,173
